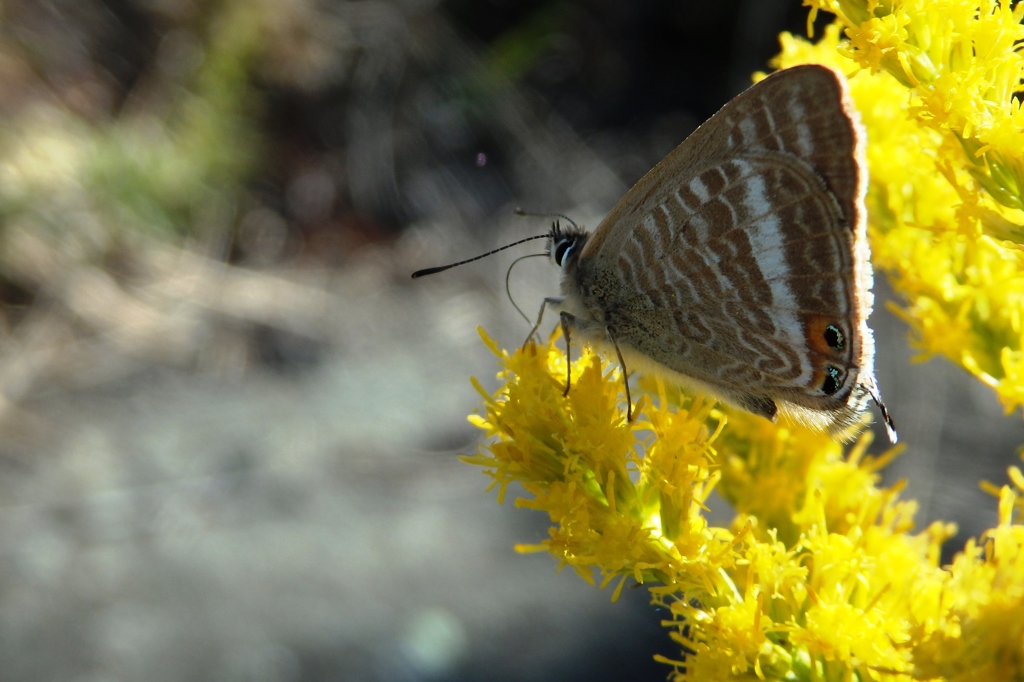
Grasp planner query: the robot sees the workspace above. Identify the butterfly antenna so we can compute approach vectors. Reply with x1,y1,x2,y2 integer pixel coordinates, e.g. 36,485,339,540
411,234,549,278
514,207,579,231
505,252,549,325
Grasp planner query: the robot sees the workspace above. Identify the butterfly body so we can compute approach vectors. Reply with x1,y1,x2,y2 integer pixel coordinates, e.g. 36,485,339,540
547,64,894,441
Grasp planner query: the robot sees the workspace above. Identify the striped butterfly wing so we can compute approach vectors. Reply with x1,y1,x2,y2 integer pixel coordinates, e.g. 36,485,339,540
572,65,874,431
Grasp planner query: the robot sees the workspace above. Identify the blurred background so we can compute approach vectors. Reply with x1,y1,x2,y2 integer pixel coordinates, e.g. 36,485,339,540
0,0,1021,680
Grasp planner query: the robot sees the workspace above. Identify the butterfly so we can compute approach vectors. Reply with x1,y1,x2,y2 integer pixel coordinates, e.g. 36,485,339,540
417,64,896,443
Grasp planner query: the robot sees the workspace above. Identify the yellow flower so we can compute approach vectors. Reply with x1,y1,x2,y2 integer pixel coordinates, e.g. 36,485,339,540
463,329,1003,680
466,328,727,595
912,486,1024,681
464,3,1024,679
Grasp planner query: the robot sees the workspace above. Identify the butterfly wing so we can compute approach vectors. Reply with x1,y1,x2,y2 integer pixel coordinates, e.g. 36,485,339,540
582,64,865,265
603,152,864,412
565,65,876,435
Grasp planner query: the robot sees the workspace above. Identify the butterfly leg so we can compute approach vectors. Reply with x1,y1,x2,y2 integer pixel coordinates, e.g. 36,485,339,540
559,312,573,397
524,297,564,348
606,327,633,422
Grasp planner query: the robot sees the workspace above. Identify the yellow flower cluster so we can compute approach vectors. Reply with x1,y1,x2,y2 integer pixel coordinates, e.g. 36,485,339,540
467,330,1024,680
780,0,1024,414
463,2,1024,678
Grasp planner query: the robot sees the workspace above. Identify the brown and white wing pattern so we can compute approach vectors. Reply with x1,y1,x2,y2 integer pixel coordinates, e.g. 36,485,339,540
608,153,861,414
565,65,880,436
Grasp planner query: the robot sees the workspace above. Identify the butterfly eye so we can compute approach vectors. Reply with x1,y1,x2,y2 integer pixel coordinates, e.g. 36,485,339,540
553,239,575,266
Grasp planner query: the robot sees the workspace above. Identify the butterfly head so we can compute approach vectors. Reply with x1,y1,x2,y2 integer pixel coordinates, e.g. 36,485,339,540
548,221,589,270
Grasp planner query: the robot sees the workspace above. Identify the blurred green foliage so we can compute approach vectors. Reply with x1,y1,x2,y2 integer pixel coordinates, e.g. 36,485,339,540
0,1,266,243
